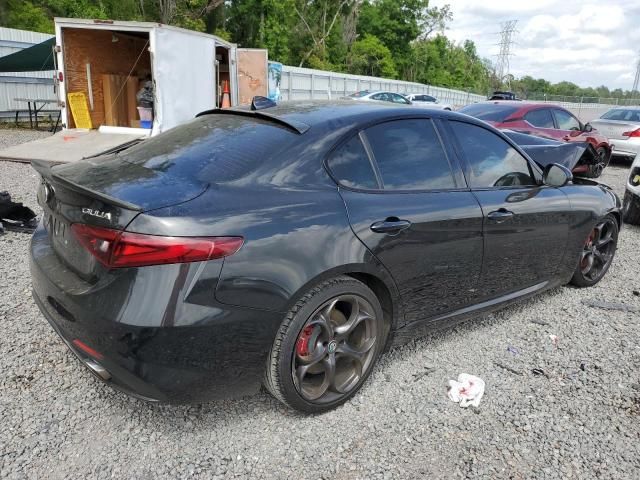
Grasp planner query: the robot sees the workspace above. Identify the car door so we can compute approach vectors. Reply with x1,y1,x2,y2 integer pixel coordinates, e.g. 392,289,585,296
447,120,572,300
327,118,484,325
552,108,583,141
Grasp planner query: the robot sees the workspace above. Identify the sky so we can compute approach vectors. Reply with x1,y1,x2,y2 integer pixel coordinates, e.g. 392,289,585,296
430,0,640,90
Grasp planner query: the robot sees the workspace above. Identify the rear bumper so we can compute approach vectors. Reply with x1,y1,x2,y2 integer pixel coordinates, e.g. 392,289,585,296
610,137,640,158
30,225,284,404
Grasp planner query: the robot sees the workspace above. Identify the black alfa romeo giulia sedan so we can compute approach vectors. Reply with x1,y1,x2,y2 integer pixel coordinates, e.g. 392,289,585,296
30,101,621,413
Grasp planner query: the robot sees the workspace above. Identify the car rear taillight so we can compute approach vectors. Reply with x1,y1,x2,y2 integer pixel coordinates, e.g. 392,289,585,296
71,224,243,268
622,128,640,137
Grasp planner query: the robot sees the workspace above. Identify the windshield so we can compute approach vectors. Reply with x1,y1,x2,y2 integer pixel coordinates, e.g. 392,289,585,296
348,91,371,98
458,104,520,122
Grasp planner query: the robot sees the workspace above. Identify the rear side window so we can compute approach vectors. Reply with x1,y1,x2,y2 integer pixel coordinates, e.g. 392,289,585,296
327,136,378,189
365,119,455,190
601,109,640,122
450,121,535,188
458,103,520,122
524,109,554,128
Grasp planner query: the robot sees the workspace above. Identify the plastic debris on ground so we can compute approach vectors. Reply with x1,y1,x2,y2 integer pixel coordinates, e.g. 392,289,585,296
0,191,37,234
549,334,559,348
447,374,485,408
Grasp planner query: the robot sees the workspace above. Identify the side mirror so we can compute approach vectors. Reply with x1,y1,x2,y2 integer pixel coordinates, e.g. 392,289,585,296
543,163,573,187
583,123,593,132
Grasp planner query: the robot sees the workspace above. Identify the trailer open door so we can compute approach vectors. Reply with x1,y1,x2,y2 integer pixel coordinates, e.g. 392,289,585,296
237,49,268,106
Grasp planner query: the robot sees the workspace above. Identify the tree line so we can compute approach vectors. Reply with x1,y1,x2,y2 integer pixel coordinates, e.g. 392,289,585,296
1,0,637,101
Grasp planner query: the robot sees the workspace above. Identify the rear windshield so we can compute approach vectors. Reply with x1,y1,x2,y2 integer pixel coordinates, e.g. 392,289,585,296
118,114,298,183
601,109,640,122
458,103,520,122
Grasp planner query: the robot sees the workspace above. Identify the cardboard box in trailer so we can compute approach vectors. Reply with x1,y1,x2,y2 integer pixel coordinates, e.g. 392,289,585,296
0,18,267,164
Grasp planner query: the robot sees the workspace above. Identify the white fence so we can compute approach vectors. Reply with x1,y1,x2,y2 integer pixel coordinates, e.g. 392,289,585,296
280,65,486,106
0,26,621,125
0,27,56,119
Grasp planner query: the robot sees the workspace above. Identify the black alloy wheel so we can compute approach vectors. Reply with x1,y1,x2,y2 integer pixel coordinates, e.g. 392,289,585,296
570,215,618,287
293,294,378,403
264,276,385,413
586,147,609,178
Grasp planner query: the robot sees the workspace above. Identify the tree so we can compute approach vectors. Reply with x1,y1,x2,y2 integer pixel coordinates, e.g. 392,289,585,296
419,3,452,39
347,33,396,77
357,0,428,72
293,0,351,67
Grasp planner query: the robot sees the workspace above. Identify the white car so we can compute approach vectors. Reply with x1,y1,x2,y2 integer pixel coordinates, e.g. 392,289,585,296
404,94,452,111
623,155,640,224
589,107,640,161
345,90,412,105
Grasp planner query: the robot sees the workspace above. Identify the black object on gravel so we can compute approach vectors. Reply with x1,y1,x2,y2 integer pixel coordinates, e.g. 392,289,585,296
0,191,37,234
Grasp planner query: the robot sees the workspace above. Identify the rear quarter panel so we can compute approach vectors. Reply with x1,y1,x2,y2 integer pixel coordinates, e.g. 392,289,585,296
557,182,621,281
126,183,400,316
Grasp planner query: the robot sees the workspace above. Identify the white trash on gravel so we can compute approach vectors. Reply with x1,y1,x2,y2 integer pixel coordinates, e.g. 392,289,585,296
447,373,485,408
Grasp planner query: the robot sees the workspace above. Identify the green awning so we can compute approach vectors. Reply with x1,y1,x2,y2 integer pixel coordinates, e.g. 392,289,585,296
0,37,55,72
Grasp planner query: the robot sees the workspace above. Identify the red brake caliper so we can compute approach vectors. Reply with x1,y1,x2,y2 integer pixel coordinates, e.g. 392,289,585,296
296,325,315,356
582,231,594,268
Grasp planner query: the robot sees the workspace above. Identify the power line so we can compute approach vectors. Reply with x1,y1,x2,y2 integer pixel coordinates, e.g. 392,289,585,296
495,20,518,89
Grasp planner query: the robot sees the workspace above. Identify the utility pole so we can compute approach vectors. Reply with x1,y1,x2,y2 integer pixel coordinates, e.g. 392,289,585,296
495,20,517,90
632,53,640,104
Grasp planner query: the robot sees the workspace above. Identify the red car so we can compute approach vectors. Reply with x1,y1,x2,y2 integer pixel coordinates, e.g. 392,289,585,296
459,101,611,177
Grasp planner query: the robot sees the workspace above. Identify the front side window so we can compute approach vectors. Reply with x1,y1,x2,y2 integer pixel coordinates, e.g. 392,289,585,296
450,121,536,188
524,109,555,128
553,109,581,130
390,93,410,104
326,136,378,189
371,93,389,102
364,119,456,190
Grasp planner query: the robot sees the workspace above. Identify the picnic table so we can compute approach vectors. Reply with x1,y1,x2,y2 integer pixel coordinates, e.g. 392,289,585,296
13,98,60,131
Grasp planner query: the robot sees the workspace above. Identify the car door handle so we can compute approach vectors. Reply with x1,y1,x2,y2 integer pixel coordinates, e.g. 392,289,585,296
370,218,412,234
487,209,514,223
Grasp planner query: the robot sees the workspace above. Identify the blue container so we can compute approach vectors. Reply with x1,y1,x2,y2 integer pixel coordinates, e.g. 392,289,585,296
140,120,152,129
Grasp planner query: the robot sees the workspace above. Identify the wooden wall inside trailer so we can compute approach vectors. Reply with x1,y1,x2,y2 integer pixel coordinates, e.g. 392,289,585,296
62,28,151,128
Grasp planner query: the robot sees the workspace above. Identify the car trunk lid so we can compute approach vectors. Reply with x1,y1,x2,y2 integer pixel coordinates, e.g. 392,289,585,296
32,156,207,278
589,119,640,140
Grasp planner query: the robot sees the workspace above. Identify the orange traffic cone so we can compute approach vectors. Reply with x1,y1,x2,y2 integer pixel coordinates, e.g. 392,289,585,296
221,80,231,109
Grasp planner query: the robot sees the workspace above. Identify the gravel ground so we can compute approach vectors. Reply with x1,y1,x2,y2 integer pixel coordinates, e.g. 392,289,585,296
1,129,639,479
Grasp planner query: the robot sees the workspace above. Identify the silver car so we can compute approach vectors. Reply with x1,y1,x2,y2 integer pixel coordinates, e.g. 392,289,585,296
404,94,452,111
345,90,412,105
589,107,640,160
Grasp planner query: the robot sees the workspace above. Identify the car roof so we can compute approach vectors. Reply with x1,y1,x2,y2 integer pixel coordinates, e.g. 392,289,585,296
227,100,473,133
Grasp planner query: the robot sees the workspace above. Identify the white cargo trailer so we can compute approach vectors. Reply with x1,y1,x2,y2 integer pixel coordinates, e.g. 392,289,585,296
0,18,242,163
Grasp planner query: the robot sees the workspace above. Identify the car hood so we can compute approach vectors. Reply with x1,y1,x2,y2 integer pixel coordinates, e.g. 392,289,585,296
504,130,598,171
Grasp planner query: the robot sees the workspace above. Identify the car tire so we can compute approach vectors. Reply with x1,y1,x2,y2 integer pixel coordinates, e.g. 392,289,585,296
264,276,386,413
622,190,640,225
569,214,619,287
585,147,609,178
